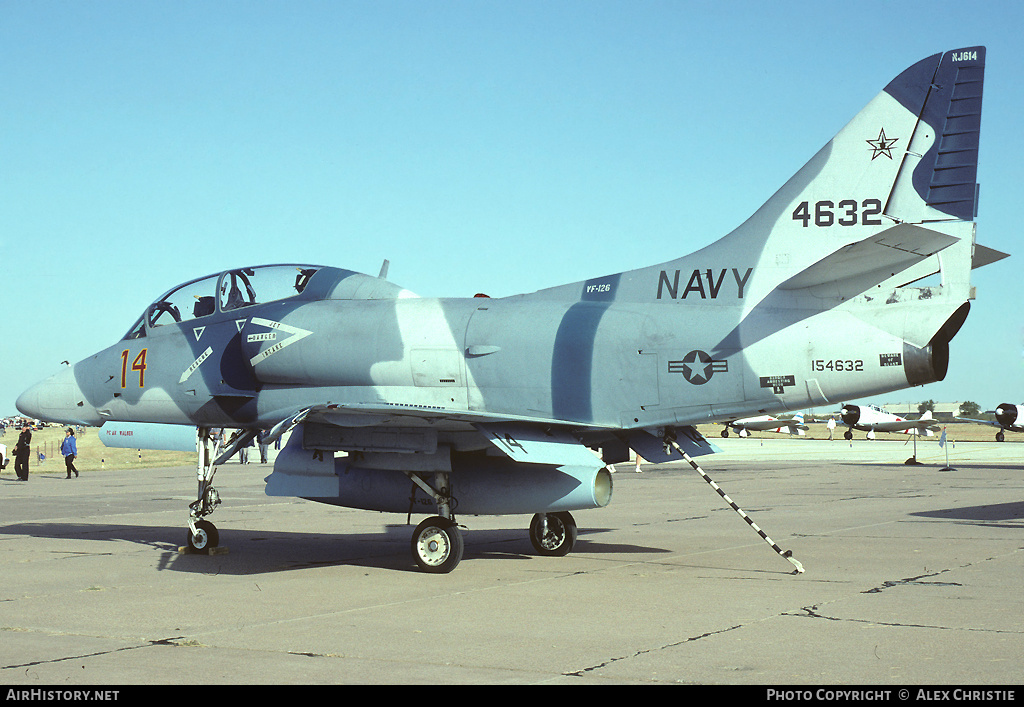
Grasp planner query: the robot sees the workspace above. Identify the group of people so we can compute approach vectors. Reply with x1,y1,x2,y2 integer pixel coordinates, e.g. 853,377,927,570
221,429,274,464
7,424,279,480
4,425,79,481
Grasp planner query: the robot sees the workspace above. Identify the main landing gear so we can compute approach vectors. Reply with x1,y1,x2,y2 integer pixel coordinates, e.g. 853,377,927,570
410,516,463,573
404,470,462,573
402,470,579,572
408,510,579,573
529,511,578,556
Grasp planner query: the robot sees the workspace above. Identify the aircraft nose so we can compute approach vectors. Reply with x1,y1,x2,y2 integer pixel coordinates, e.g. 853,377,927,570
15,385,41,419
16,365,101,425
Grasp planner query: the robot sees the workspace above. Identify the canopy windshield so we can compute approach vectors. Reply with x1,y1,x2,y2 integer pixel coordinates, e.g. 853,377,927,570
124,265,321,339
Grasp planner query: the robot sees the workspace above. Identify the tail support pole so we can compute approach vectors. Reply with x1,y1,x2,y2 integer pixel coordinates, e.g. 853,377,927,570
665,436,805,574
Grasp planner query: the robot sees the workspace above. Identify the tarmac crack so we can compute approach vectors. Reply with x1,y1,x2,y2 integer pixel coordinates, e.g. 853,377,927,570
0,636,196,672
563,624,741,677
288,650,344,658
784,605,1021,635
862,568,961,594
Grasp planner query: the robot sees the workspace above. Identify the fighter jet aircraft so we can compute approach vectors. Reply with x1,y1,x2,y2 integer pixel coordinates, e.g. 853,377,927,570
839,404,939,440
17,47,1006,572
720,414,807,438
959,403,1024,442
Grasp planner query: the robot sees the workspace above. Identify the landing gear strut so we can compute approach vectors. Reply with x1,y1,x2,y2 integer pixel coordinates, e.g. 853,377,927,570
186,427,223,552
404,470,464,573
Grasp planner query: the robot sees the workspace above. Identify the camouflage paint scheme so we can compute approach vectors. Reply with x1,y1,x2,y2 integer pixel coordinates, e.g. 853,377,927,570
18,48,1005,571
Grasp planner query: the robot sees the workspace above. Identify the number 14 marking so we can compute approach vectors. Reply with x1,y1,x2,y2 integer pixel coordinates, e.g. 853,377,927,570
120,348,148,388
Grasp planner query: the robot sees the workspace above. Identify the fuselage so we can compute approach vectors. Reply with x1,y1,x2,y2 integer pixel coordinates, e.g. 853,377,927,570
17,263,956,435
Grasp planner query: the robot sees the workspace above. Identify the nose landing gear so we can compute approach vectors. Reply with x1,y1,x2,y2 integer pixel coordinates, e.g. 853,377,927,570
184,427,231,553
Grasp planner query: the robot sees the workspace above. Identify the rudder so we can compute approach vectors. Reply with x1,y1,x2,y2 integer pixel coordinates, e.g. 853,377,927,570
883,47,985,224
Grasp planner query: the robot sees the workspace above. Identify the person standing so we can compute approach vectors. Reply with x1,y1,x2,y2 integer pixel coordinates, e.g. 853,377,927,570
257,429,269,464
61,427,79,478
14,425,32,481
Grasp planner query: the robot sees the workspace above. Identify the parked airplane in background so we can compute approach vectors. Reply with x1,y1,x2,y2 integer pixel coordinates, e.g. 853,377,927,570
959,403,1024,442
840,404,939,440
721,414,807,438
16,48,1004,573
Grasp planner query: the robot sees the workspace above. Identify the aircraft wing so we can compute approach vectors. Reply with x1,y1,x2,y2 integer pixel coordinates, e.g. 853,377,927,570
475,422,606,466
265,401,718,465
731,418,808,432
957,417,996,426
625,427,720,461
867,419,939,433
271,400,616,435
957,417,1023,432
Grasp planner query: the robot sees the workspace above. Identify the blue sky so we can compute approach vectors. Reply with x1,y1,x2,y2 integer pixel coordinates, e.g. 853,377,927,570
2,1,1021,418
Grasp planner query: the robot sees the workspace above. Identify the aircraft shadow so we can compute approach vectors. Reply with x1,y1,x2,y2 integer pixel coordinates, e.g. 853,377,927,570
0,522,672,575
910,500,1024,528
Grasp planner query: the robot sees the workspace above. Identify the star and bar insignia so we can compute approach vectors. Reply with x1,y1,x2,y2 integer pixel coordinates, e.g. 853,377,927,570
866,128,899,160
668,350,728,385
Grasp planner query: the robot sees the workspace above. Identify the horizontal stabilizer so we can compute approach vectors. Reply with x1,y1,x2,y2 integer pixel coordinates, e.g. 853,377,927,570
972,243,1009,270
779,224,959,297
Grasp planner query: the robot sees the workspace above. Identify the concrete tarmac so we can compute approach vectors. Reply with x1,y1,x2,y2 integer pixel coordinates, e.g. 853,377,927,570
0,438,1021,685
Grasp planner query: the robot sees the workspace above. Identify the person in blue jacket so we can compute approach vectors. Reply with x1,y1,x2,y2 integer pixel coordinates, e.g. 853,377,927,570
61,427,78,479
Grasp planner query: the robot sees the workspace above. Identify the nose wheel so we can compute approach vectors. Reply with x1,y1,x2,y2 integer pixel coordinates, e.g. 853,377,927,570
187,519,220,552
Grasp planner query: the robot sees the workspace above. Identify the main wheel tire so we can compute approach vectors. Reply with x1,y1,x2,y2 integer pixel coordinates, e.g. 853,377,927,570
411,517,464,573
187,520,219,552
529,512,577,557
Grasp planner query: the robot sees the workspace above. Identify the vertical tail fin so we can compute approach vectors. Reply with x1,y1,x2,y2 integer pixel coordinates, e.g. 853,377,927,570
705,47,987,304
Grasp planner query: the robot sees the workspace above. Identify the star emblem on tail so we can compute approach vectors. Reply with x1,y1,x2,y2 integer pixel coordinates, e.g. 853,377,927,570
866,128,899,160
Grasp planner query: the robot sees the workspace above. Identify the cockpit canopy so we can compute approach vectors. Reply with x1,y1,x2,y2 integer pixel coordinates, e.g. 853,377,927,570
124,265,321,339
